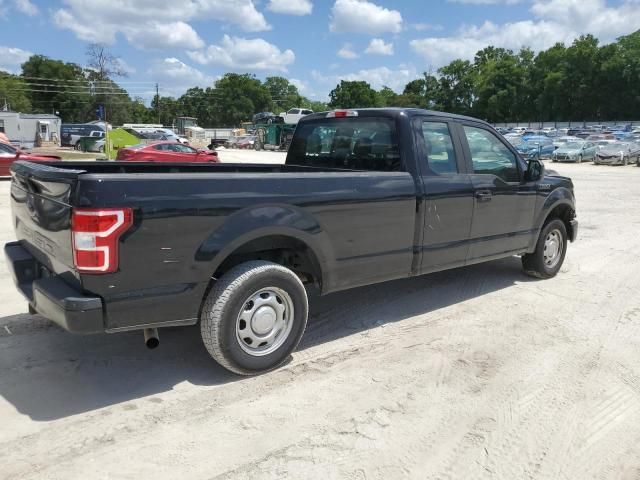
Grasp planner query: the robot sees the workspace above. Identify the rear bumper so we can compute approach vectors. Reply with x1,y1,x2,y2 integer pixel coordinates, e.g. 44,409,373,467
4,241,104,333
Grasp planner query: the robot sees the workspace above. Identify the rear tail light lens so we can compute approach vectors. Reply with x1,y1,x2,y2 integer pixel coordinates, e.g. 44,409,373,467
71,208,133,273
327,110,358,118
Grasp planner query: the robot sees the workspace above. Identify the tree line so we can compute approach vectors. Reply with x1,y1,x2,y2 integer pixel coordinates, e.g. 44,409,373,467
330,31,640,123
1,30,638,127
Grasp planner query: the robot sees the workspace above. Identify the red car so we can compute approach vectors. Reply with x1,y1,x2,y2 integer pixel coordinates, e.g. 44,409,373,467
116,142,219,163
0,142,61,177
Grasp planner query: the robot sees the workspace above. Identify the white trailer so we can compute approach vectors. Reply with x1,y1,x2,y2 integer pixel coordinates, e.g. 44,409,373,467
0,112,62,148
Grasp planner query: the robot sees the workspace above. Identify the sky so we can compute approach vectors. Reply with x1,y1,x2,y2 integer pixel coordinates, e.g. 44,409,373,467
0,0,639,103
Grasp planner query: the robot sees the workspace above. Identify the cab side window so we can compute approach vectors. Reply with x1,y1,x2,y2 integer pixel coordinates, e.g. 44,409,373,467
421,121,458,175
463,126,520,182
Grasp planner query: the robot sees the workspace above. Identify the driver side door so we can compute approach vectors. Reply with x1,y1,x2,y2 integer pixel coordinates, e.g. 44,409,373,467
459,123,538,262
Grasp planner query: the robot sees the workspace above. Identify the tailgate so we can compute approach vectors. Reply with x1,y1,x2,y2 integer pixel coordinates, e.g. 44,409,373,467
9,161,86,276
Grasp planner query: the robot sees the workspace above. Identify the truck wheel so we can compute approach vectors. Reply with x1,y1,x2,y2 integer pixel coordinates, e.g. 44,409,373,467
522,219,568,279
200,261,308,375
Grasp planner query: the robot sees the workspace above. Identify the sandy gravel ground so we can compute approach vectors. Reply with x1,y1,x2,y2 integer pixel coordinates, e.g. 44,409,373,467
1,158,640,479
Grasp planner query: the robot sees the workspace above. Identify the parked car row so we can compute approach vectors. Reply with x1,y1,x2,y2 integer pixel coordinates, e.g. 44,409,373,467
500,126,640,166
498,124,638,142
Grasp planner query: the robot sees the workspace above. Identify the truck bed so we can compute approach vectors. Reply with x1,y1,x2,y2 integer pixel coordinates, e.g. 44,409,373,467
8,159,418,332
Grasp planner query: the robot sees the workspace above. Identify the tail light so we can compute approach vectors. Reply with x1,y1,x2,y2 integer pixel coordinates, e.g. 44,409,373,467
71,208,133,273
327,110,358,118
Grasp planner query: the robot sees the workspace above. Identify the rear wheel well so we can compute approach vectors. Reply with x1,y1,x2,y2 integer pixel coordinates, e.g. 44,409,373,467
544,204,575,239
213,235,323,289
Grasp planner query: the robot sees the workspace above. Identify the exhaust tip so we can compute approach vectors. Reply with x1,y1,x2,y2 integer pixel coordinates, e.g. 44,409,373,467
143,328,160,349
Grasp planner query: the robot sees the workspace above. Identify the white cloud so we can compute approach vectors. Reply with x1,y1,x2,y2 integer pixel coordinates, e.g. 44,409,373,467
312,65,419,92
410,0,640,68
289,78,309,94
330,0,402,34
14,0,38,15
365,38,394,55
0,45,32,73
187,35,295,72
337,43,359,59
447,0,523,4
53,9,204,49
147,57,214,97
411,23,444,32
267,0,313,15
127,22,204,50
114,58,136,76
53,0,270,50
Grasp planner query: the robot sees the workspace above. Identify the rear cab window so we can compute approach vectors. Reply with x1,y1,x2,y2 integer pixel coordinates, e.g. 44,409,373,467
420,121,458,175
288,116,401,171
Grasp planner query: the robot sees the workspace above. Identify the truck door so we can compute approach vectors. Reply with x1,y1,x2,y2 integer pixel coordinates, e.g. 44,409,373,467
415,118,474,273
458,123,537,261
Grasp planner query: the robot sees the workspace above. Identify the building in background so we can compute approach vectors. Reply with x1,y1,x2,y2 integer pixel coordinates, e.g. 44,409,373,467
0,112,61,148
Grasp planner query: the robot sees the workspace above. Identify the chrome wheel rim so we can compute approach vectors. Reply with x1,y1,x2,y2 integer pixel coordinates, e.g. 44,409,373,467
543,229,563,268
236,287,294,356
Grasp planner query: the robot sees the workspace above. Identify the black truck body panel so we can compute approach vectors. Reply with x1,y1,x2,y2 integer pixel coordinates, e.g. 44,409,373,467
5,108,577,334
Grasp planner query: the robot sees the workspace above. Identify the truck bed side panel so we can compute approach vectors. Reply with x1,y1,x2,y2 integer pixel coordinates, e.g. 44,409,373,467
74,171,417,329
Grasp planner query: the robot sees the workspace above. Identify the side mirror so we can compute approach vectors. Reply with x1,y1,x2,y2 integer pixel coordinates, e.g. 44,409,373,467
525,159,544,182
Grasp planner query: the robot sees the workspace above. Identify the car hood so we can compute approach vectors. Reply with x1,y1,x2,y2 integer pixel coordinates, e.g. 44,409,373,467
554,148,581,154
597,147,627,155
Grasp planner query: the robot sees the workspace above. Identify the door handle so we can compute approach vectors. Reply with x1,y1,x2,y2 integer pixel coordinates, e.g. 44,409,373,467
475,190,493,202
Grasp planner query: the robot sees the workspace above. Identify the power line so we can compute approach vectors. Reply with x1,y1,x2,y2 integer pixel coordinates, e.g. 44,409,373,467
0,87,137,95
2,74,156,85
12,81,152,92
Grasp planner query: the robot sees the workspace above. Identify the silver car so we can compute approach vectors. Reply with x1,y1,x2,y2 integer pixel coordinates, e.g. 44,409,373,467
594,142,640,166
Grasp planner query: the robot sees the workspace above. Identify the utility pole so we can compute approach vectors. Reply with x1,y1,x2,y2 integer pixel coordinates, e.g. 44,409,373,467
156,83,160,124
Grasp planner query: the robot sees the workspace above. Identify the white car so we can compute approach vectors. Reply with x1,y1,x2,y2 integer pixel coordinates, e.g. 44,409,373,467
542,127,557,136
279,108,314,124
511,127,527,135
153,128,189,144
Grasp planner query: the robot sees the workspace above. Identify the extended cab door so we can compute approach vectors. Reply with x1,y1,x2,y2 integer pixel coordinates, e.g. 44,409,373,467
457,123,537,261
414,118,474,273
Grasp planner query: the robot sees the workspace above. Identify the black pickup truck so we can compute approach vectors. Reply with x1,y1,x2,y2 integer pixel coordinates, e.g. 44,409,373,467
5,108,577,375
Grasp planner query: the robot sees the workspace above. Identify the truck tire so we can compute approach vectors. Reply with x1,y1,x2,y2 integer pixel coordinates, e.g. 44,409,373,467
200,261,308,375
522,218,568,279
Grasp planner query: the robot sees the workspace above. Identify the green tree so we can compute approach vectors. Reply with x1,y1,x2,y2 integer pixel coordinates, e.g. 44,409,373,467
0,74,32,111
21,55,91,121
328,80,378,108
302,99,329,112
376,86,400,107
437,60,475,115
472,48,522,122
263,76,303,112
212,73,271,126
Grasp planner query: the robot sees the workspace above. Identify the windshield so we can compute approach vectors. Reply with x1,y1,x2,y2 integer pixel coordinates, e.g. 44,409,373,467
288,117,400,171
564,142,584,149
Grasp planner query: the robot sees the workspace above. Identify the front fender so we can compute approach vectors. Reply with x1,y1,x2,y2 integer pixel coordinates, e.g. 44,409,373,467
196,203,334,285
529,187,575,249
